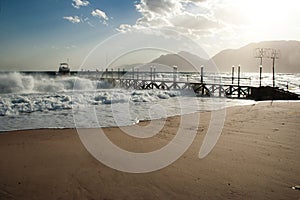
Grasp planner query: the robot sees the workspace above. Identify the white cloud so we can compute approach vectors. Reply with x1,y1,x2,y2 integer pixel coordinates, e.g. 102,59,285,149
118,0,220,33
170,12,221,30
91,9,109,21
136,0,183,17
72,0,90,9
63,16,81,23
116,0,248,55
116,0,300,56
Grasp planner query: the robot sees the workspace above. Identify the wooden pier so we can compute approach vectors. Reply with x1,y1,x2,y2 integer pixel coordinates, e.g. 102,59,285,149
17,68,299,101
91,68,299,101
106,78,251,99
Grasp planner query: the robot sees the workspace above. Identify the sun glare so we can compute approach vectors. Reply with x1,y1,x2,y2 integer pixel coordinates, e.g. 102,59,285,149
227,0,300,41
235,0,294,27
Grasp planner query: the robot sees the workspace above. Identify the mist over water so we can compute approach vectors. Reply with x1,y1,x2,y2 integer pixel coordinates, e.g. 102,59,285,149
0,72,102,94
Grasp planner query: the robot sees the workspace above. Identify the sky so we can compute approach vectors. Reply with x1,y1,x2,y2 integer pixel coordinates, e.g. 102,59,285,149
0,0,300,70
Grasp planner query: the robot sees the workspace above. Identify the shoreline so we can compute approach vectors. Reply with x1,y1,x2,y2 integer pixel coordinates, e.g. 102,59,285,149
0,101,299,199
1,99,254,133
4,100,300,134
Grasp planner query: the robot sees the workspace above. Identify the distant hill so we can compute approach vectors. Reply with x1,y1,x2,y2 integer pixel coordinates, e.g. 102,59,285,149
148,40,300,73
150,51,208,71
211,40,300,73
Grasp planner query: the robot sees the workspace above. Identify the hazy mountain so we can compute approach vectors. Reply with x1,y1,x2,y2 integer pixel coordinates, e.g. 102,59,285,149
150,51,209,71
117,40,300,73
211,40,300,73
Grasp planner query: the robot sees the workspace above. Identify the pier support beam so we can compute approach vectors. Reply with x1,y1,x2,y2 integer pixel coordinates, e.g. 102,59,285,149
272,58,275,87
201,66,204,84
259,65,262,87
231,66,234,84
238,65,241,98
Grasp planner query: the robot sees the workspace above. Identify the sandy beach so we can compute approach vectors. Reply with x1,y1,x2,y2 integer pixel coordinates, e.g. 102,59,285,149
0,102,299,199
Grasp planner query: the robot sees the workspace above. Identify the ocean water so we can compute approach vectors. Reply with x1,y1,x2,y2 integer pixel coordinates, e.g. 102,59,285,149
0,72,299,132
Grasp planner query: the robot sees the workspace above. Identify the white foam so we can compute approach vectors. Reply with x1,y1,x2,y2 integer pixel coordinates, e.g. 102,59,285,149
0,89,184,117
0,72,105,94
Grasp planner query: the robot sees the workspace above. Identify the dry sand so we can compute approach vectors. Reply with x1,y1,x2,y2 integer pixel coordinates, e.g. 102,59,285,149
0,102,299,199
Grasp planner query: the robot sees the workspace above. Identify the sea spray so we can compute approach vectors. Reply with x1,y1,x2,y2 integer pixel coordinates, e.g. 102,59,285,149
0,72,35,93
0,72,106,94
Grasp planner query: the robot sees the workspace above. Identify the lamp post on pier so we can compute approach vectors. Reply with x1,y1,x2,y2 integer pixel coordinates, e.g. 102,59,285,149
270,49,280,87
254,48,267,87
254,48,280,88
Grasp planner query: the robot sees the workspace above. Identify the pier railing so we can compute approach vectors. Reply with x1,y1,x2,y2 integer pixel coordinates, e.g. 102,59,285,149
78,68,253,99
85,68,298,100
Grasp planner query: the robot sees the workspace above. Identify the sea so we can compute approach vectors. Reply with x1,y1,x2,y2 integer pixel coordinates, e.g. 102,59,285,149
0,71,299,132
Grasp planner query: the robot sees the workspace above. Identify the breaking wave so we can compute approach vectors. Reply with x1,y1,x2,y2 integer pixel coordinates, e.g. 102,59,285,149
0,88,182,116
0,72,108,94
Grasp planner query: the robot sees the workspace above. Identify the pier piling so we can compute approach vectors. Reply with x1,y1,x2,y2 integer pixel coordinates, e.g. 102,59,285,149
201,66,204,84
231,66,234,84
238,65,241,98
259,65,262,87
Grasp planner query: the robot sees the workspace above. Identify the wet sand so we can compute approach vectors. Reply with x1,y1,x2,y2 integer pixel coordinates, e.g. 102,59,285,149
0,102,299,199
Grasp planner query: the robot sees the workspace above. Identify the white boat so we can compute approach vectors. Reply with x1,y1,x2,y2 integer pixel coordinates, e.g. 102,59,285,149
58,63,70,75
